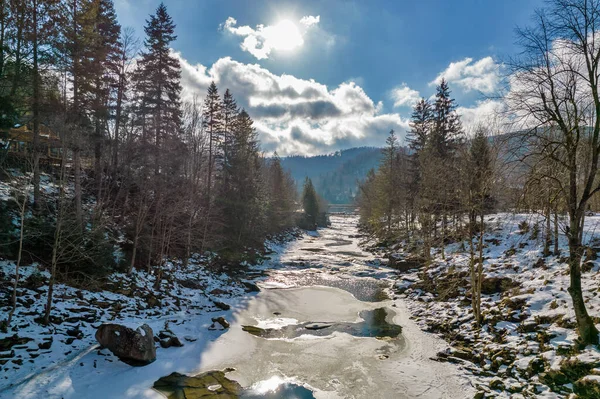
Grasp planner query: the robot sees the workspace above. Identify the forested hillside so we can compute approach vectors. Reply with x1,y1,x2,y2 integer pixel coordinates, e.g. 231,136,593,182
280,147,382,204
0,1,302,330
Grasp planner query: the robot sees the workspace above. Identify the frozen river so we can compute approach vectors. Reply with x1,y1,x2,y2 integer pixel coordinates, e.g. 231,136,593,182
4,214,471,399
192,214,472,398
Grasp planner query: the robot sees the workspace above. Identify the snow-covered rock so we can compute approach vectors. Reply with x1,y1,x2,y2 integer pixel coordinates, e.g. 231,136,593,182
95,323,156,366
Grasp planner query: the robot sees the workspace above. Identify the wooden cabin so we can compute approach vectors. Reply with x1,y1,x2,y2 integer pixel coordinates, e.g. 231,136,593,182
2,122,66,166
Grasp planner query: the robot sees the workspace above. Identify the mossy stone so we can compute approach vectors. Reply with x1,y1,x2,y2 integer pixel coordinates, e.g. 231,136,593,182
153,370,242,399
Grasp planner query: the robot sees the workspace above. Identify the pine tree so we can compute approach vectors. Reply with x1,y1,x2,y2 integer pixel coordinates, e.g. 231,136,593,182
431,79,462,158
424,79,463,259
132,2,182,174
222,109,263,246
406,98,433,228
202,81,222,198
302,177,319,228
470,129,492,213
62,0,99,227
221,88,238,171
379,130,399,234
26,0,62,208
467,127,493,326
407,98,433,154
266,153,296,232
357,168,377,228
83,0,121,195
111,27,137,174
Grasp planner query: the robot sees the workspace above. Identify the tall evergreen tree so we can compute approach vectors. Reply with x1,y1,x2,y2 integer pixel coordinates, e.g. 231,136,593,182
202,81,222,198
302,177,319,228
111,27,136,173
379,130,399,234
26,0,62,207
407,98,433,154
406,98,433,226
131,2,181,174
466,127,493,326
83,0,121,194
221,109,263,246
266,153,296,232
221,88,237,166
431,78,462,157
62,0,99,227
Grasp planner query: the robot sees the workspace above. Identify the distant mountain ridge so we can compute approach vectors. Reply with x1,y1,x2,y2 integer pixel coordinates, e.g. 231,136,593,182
280,147,383,204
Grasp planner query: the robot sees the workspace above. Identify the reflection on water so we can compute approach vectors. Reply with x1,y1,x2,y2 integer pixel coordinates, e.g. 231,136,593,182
154,371,316,399
241,376,316,399
262,273,389,302
242,307,401,339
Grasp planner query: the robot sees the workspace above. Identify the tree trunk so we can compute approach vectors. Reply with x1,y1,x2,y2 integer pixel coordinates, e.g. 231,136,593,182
423,215,431,264
10,7,22,98
554,209,560,256
32,0,41,208
184,208,195,267
94,114,102,199
544,205,552,257
441,212,446,260
74,148,83,228
568,213,599,345
44,153,67,325
112,45,127,175
44,232,59,325
129,233,138,275
468,217,477,325
7,190,27,327
477,212,485,326
0,1,6,78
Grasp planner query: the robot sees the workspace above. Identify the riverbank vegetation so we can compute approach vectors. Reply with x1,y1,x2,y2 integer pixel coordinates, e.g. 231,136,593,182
0,0,338,335
357,0,600,395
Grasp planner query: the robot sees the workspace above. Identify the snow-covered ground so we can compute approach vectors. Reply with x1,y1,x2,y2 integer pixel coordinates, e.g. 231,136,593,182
0,234,297,398
387,212,600,398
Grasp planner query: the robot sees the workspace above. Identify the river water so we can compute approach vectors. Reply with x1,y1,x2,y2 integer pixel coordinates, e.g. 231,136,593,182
3,214,470,399
187,214,471,398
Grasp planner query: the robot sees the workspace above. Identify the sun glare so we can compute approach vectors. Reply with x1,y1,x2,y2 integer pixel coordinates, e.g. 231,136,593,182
268,19,304,51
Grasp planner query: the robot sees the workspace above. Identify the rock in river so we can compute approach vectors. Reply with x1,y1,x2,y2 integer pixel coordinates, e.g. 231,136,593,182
209,317,230,330
153,370,242,399
95,323,156,366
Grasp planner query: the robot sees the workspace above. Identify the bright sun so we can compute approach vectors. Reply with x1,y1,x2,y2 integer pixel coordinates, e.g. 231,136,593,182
268,19,304,52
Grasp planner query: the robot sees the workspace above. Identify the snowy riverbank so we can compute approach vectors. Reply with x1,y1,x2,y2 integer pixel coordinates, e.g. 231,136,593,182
384,212,600,398
0,232,298,398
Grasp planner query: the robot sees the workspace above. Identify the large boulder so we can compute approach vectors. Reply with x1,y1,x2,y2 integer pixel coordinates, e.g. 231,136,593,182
95,323,156,366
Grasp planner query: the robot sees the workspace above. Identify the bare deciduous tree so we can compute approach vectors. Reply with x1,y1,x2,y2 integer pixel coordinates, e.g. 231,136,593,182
508,0,600,344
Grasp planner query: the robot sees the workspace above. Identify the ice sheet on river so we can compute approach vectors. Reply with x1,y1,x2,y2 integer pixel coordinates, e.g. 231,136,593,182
2,215,473,399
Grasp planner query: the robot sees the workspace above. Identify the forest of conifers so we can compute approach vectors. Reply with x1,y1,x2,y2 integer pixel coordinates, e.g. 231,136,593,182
0,1,330,327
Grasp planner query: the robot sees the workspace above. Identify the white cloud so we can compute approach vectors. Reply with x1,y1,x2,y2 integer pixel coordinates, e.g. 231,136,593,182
431,56,501,94
300,15,320,27
221,15,320,60
390,84,420,108
457,99,506,133
175,53,408,155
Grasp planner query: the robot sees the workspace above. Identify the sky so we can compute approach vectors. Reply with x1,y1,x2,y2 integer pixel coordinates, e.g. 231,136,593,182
114,0,543,156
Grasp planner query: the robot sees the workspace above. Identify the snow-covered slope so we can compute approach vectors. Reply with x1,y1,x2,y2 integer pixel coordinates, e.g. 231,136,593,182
388,213,600,398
